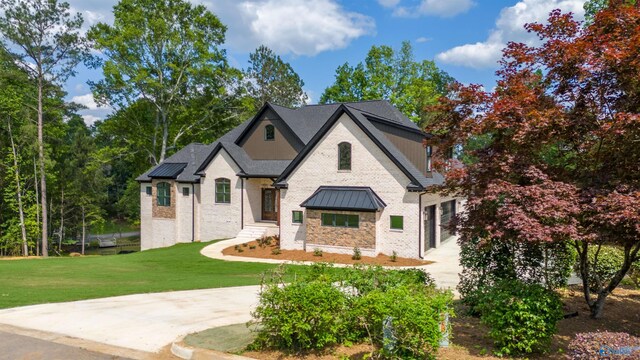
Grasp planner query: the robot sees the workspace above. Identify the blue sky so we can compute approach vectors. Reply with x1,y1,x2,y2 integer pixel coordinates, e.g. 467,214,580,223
65,0,587,124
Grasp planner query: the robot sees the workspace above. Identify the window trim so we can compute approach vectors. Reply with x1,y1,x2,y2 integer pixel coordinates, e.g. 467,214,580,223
320,212,359,228
156,182,171,207
264,124,275,141
182,187,190,196
146,186,152,196
215,178,231,204
390,215,404,230
292,210,303,224
338,142,352,171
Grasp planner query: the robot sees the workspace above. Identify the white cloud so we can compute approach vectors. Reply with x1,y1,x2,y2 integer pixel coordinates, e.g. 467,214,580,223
81,114,101,125
72,93,99,110
436,0,586,69
416,36,431,43
378,0,401,8
206,0,375,56
391,0,475,18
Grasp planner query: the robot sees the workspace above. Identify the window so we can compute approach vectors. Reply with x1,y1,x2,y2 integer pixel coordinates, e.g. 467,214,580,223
292,210,303,224
426,145,432,172
390,215,404,230
338,142,351,170
440,200,456,241
215,178,231,203
264,124,275,141
146,186,152,196
156,182,171,207
182,187,190,196
321,213,359,228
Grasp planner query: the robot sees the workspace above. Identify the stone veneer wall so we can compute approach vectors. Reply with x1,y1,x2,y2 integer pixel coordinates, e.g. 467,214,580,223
152,179,176,219
306,209,376,249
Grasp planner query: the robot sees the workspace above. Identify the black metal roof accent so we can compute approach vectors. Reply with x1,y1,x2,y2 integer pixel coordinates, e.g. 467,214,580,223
300,186,386,212
148,163,188,179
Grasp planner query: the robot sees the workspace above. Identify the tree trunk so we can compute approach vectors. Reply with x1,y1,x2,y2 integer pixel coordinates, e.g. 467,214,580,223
34,158,40,257
8,121,28,257
58,187,64,252
81,205,86,256
37,74,48,257
160,110,169,163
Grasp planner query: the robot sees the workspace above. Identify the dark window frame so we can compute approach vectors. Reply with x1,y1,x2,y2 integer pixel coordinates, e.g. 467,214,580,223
157,182,171,207
426,145,433,172
146,186,152,196
320,213,359,228
338,142,351,171
215,178,231,204
292,210,303,224
182,187,190,196
264,124,275,141
390,215,404,230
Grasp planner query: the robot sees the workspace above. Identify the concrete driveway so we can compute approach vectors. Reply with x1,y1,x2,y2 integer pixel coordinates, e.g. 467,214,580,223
0,286,261,354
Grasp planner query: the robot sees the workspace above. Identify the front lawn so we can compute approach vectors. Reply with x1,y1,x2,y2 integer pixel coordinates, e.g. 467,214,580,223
0,241,283,309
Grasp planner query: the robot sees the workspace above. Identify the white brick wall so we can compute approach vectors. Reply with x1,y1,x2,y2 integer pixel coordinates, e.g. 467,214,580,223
279,113,421,258
199,149,242,241
176,183,195,244
140,183,153,250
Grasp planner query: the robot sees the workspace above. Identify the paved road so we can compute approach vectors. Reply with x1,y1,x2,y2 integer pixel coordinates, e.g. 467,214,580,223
0,330,130,360
0,286,262,353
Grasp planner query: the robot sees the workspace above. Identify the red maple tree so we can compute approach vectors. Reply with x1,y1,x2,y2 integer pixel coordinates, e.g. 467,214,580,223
428,0,640,318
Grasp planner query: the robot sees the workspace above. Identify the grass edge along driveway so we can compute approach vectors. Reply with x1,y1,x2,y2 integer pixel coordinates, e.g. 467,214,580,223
0,240,286,309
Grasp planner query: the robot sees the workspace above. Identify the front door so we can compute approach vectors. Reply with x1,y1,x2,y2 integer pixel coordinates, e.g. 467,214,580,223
262,188,277,221
424,205,436,251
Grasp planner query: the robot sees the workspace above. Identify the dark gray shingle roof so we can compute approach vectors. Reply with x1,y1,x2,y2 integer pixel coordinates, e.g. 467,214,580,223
300,186,386,212
137,100,444,189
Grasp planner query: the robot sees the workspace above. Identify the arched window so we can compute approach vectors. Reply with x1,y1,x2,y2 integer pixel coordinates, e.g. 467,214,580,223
215,178,231,203
157,182,171,207
264,124,275,141
338,142,351,170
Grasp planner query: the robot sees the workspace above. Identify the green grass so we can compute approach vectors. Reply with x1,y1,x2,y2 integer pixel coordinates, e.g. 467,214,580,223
0,241,288,309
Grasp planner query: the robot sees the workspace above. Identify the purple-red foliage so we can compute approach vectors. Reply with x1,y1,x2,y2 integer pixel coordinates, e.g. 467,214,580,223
568,331,640,360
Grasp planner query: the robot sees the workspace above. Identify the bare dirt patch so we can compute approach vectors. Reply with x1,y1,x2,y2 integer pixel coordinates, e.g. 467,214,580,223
222,239,432,267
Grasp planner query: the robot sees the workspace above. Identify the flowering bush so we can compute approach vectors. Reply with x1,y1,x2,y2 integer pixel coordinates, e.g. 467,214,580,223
568,332,640,359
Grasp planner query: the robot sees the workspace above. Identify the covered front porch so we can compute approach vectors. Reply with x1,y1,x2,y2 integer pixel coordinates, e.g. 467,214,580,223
241,177,281,230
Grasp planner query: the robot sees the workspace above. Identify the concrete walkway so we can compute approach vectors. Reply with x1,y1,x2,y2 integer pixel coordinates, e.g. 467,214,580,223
0,286,261,354
201,236,462,291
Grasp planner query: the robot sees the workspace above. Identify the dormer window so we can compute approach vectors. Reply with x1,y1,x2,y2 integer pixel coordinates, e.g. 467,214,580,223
264,124,275,141
338,142,351,171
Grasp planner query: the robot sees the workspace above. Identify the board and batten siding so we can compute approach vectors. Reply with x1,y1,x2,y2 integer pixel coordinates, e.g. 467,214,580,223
239,113,301,160
279,113,421,259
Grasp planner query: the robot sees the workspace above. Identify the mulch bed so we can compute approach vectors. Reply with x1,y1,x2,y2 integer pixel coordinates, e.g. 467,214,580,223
221,239,432,267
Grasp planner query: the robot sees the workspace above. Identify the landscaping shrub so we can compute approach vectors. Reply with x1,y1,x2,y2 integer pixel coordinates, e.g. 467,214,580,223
568,331,640,359
475,280,563,356
250,263,451,359
390,251,398,262
459,237,575,311
313,248,323,257
352,247,361,260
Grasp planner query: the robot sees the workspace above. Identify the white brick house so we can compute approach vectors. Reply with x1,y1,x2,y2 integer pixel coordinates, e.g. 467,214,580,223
137,101,462,259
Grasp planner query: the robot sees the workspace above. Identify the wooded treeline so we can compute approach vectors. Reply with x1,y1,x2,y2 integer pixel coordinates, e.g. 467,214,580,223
0,0,452,256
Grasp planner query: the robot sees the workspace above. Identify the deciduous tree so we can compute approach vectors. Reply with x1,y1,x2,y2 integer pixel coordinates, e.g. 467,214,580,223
429,2,640,318
0,0,90,257
321,41,453,125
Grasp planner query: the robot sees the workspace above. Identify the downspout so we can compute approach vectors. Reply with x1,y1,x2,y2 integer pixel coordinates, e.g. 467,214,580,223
418,190,428,259
241,178,244,229
191,183,195,242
